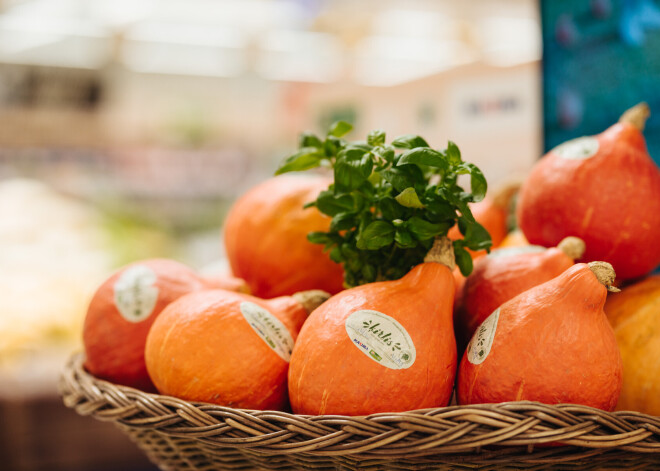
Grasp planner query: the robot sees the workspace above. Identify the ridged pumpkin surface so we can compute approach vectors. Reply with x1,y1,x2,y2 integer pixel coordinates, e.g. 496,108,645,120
288,262,456,416
224,175,344,298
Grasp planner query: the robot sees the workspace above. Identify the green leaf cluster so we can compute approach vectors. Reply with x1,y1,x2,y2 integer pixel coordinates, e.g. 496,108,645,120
275,121,492,287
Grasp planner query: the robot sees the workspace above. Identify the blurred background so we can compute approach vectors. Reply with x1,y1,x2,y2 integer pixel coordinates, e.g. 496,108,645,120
0,0,657,469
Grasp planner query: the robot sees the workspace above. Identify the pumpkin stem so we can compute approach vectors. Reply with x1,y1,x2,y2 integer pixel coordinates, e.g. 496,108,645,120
424,236,456,270
588,262,620,293
557,236,586,260
492,179,523,211
293,290,331,314
619,102,650,132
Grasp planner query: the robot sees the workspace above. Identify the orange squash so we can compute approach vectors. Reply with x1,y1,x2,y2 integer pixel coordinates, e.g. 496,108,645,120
224,175,344,298
448,181,519,258
201,273,250,293
499,229,528,248
454,237,585,349
83,259,209,391
457,262,622,411
145,289,328,410
288,238,457,415
604,276,660,415
517,103,660,280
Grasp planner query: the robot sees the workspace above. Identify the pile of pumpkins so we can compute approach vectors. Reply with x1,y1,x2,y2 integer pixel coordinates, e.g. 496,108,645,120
83,103,660,417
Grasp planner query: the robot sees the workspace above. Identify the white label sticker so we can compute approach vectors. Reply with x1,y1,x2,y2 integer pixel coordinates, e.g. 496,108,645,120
240,302,294,362
466,308,500,365
553,136,599,160
113,265,159,323
487,245,546,259
345,310,416,370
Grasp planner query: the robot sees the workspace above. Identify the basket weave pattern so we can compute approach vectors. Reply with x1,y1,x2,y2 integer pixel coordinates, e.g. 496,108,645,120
60,354,660,470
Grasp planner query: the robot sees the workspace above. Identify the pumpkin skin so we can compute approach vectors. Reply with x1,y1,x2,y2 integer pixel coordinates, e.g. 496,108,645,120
83,259,208,392
517,105,660,280
224,175,344,299
288,260,456,416
458,263,622,411
201,273,250,294
145,289,313,410
454,240,582,349
499,229,528,248
604,276,660,415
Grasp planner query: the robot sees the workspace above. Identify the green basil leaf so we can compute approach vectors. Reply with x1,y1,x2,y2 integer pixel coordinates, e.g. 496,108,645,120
397,148,448,170
275,147,323,175
307,232,332,245
328,120,353,137
361,264,376,282
334,154,373,191
315,190,354,216
446,141,462,165
299,132,323,149
395,187,425,209
379,196,405,220
329,246,343,263
356,221,395,250
407,216,451,240
453,242,474,276
463,220,493,251
367,129,386,146
330,212,357,231
394,229,416,248
391,134,430,149
381,165,424,192
324,136,342,157
468,165,487,202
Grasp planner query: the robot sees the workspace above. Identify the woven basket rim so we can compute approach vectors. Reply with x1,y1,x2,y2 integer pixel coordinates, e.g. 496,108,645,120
59,352,660,464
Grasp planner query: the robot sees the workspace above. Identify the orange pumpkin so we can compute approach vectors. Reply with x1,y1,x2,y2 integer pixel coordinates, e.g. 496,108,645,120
145,289,328,410
604,275,660,415
454,237,585,349
499,229,528,248
224,175,344,298
458,262,622,411
83,259,208,391
201,273,250,293
517,103,660,280
288,238,457,415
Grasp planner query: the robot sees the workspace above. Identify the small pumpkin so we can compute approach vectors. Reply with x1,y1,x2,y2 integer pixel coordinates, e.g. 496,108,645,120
288,238,457,415
224,175,344,298
458,262,622,411
517,103,660,280
454,237,585,349
145,289,329,410
83,259,209,391
604,275,660,415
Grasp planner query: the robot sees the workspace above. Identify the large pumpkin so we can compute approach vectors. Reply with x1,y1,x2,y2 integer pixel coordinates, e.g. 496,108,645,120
224,175,344,299
604,275,660,415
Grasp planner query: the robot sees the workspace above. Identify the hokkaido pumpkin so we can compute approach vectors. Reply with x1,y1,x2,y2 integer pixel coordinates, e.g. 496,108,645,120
83,259,210,391
499,229,528,248
145,289,329,410
201,273,250,294
604,276,660,415
288,237,457,416
448,180,520,258
454,236,585,348
223,175,344,299
457,262,622,411
517,103,660,280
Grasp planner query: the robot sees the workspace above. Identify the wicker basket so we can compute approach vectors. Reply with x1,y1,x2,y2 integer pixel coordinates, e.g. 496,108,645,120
59,354,660,470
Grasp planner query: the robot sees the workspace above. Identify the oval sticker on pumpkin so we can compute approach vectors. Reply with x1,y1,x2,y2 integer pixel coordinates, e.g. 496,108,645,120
345,310,416,370
240,302,294,362
114,265,159,323
554,136,599,160
467,308,500,365
487,245,546,259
